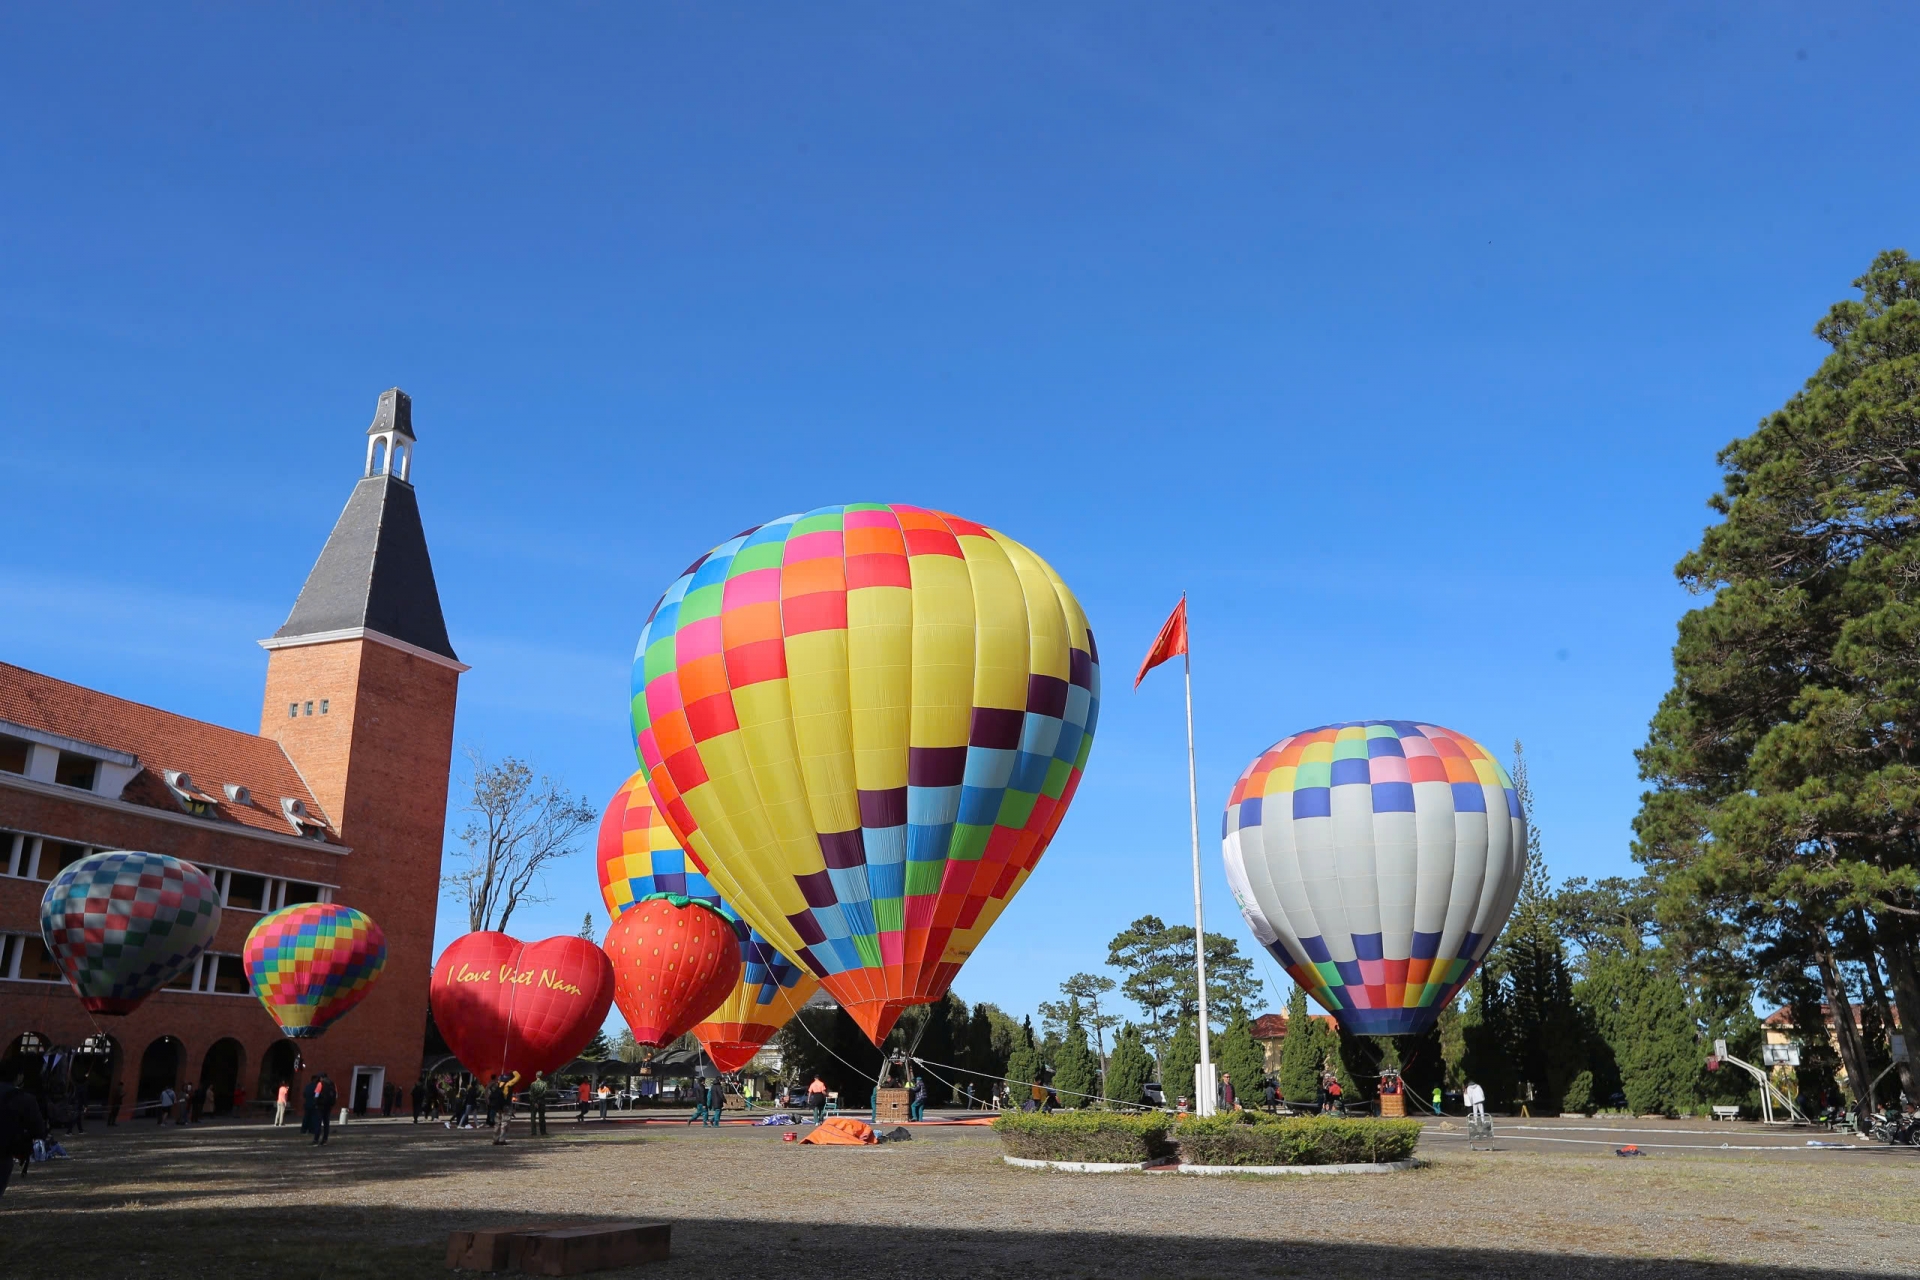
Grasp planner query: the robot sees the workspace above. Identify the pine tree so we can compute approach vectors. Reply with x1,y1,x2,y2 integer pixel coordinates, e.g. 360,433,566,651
1104,1024,1155,1109
579,911,596,940
1052,1009,1101,1108
581,1024,613,1059
1164,1012,1201,1108
1581,948,1699,1115
1215,1012,1267,1107
1277,986,1321,1106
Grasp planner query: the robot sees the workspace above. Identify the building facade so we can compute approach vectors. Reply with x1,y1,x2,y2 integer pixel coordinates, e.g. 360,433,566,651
0,389,462,1120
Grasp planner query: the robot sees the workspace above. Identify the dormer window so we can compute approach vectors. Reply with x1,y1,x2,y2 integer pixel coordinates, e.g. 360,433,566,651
0,737,26,775
54,753,98,790
162,770,220,818
279,796,329,839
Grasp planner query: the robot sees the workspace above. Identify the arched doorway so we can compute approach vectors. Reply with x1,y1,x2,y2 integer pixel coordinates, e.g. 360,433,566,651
201,1039,245,1115
72,1033,119,1117
137,1036,183,1115
0,1032,50,1091
257,1039,301,1116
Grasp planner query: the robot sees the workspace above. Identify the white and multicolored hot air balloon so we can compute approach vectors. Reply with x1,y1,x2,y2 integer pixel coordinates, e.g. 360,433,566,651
1222,721,1526,1037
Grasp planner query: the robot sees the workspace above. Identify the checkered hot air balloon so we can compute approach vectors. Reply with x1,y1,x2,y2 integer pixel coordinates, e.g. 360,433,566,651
1222,721,1528,1037
597,771,818,1072
39,850,222,1015
630,505,1099,1044
243,903,387,1038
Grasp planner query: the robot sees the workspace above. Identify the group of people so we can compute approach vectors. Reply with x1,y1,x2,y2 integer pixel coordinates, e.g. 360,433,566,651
149,1080,224,1125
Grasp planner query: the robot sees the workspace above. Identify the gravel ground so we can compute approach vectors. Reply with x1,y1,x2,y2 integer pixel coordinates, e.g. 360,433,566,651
0,1114,1914,1278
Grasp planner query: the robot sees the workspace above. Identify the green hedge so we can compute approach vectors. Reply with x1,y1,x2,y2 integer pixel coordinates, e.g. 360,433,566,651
992,1112,1174,1163
1172,1113,1422,1166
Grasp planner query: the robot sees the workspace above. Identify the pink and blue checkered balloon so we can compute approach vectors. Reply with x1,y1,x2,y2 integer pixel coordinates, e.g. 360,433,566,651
40,850,222,1015
1223,721,1527,1036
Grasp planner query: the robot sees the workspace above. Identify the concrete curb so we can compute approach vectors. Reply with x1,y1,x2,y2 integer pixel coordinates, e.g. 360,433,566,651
1171,1157,1426,1176
1001,1155,1177,1173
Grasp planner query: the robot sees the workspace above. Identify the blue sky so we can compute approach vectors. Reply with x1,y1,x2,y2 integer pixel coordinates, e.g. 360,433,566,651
3,3,1915,1034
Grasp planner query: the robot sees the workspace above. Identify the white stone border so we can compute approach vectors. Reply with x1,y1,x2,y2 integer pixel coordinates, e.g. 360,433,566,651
1002,1155,1176,1173
1174,1158,1425,1176
1002,1155,1425,1175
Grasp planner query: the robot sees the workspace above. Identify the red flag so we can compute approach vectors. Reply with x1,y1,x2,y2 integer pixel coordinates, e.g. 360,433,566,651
1134,596,1189,688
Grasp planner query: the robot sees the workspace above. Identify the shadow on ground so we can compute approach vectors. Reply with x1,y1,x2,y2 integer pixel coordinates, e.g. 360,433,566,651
0,1204,1865,1280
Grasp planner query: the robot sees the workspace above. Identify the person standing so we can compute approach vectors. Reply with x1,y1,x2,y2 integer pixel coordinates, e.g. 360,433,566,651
598,1083,613,1121
576,1079,593,1123
1431,1085,1443,1115
909,1075,927,1122
704,1077,724,1128
527,1072,551,1137
484,1076,505,1130
807,1076,828,1124
1464,1080,1486,1123
491,1072,521,1146
410,1079,424,1124
188,1082,207,1125
312,1075,336,1145
0,1071,49,1201
274,1082,290,1127
1221,1072,1237,1112
156,1085,176,1126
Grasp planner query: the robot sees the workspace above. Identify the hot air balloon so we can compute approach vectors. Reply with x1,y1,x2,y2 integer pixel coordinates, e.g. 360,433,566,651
40,850,221,1014
597,771,819,1071
630,504,1099,1043
430,932,616,1080
243,903,387,1038
603,894,742,1048
1222,721,1526,1037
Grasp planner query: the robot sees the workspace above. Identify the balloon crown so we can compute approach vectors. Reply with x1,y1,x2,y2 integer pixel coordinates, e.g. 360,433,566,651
632,891,736,927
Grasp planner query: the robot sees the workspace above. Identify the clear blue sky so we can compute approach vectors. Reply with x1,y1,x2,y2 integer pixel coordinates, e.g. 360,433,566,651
3,4,1914,1034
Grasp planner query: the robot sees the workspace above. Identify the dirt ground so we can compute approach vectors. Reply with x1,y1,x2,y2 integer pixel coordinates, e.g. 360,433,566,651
0,1112,1914,1278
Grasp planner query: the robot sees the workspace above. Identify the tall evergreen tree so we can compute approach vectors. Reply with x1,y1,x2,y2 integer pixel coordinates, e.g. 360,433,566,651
1104,1024,1156,1109
1277,986,1322,1106
1215,1012,1267,1106
1164,1013,1201,1107
1580,949,1699,1115
1052,1008,1101,1108
1634,250,1920,1122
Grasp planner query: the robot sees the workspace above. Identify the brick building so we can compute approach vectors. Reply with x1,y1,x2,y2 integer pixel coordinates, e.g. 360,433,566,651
0,388,463,1120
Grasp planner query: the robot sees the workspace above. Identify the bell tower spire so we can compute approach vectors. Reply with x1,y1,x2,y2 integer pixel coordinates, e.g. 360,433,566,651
364,387,416,483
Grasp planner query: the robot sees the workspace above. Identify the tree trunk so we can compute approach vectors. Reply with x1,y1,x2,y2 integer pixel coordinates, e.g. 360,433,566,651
1873,911,1920,1100
1814,939,1875,1124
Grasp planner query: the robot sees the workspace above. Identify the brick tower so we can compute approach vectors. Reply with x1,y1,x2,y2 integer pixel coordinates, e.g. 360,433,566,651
258,388,464,1108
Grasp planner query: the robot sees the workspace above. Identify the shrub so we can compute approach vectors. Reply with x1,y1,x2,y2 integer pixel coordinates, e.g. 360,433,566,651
1562,1070,1594,1115
1173,1113,1422,1166
992,1111,1174,1163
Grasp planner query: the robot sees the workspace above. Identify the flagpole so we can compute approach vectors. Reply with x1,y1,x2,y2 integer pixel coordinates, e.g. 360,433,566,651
1184,625,1213,1117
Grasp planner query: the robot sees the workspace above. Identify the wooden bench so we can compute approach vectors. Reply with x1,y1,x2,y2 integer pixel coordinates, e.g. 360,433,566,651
1710,1106,1741,1121
447,1222,670,1274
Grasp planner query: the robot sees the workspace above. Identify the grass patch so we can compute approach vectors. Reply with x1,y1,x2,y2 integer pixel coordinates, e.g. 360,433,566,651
1173,1114,1422,1166
991,1112,1174,1163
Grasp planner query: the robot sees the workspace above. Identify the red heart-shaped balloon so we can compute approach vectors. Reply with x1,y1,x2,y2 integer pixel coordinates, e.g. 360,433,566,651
429,932,615,1080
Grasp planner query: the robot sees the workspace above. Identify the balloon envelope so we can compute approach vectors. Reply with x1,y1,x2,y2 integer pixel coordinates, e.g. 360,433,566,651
430,932,616,1080
243,903,387,1038
1222,721,1527,1036
604,894,743,1048
630,504,1099,1043
597,772,819,1072
40,850,221,1015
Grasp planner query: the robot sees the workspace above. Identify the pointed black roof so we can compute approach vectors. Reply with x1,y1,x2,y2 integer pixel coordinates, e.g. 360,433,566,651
274,473,458,661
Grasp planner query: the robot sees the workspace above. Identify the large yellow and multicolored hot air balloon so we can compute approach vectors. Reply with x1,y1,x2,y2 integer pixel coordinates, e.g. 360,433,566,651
597,771,818,1070
630,504,1099,1044
1222,721,1527,1037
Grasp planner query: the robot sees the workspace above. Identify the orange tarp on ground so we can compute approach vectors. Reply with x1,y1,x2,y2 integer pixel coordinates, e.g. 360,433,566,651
800,1117,876,1145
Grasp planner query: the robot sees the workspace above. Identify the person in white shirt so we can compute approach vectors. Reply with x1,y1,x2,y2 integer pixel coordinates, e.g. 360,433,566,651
156,1086,176,1125
1464,1081,1486,1122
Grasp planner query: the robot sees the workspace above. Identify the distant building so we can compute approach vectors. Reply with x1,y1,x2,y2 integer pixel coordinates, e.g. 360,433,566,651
0,389,463,1120
1762,1002,1898,1072
1249,1010,1338,1070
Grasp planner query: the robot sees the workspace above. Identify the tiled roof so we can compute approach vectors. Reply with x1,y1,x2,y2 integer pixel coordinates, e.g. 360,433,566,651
0,661,332,842
1249,1012,1340,1039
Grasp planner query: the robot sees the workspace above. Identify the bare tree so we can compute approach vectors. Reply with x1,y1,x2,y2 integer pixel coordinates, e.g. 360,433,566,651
442,750,598,934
